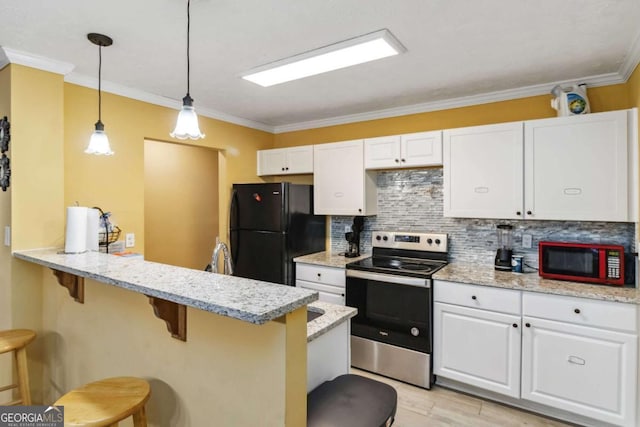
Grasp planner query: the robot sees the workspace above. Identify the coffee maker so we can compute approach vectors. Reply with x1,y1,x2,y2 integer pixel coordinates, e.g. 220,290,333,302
345,216,365,258
494,224,513,271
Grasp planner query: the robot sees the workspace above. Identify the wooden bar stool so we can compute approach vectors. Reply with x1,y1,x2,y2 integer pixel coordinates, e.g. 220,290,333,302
54,377,150,427
0,329,36,405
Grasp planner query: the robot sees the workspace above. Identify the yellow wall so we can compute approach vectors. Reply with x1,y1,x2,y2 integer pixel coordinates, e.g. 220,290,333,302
274,85,631,147
144,140,219,270
0,65,12,403
63,83,272,253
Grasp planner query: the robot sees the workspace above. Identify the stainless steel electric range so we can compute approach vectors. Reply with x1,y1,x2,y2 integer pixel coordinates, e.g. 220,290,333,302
345,231,448,389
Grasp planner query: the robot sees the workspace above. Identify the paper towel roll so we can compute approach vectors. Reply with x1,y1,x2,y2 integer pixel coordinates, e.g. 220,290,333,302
65,207,88,253
86,208,100,252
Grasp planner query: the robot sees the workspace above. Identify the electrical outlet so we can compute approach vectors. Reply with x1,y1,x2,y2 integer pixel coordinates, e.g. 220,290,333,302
344,225,351,232
522,234,532,249
3,226,10,247
125,233,135,248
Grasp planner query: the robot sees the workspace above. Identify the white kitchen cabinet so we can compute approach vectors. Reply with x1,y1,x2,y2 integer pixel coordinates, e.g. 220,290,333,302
313,140,377,216
521,293,638,427
524,110,631,221
443,122,524,219
257,145,313,176
444,109,637,222
365,131,443,169
434,281,522,398
296,263,345,305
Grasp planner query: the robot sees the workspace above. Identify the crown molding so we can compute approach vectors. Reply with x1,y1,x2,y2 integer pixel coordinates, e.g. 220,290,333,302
272,72,626,133
64,71,274,133
619,29,640,81
0,47,75,75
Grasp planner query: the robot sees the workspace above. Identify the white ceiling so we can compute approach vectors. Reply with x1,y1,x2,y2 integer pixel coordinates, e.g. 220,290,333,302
1,0,640,133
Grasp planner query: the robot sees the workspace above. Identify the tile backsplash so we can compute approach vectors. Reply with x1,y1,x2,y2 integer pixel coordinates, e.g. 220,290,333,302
330,168,635,267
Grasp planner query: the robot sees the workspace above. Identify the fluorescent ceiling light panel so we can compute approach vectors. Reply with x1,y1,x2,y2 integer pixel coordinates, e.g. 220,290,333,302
242,29,406,87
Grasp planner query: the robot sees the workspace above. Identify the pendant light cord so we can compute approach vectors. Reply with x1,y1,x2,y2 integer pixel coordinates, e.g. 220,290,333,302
187,0,191,97
98,45,102,122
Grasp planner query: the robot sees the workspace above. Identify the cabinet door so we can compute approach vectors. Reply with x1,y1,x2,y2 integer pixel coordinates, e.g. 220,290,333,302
401,130,443,167
522,317,637,426
257,148,288,176
314,140,376,215
524,110,628,221
443,122,524,219
434,302,521,398
364,135,401,169
285,145,314,174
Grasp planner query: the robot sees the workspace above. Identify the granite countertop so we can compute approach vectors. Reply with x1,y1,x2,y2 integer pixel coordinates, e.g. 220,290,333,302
306,301,356,343
434,262,640,304
294,251,370,268
14,248,318,325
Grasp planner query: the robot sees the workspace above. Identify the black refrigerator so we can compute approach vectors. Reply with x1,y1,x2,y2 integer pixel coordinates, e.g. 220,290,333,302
230,182,326,286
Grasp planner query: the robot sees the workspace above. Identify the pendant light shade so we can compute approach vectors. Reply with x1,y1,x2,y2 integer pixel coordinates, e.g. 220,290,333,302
85,33,114,156
171,0,205,140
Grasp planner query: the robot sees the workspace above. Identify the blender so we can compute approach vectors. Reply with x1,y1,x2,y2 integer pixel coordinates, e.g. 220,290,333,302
494,224,514,271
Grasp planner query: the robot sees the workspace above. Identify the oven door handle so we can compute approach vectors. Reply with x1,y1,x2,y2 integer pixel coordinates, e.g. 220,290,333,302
346,269,430,287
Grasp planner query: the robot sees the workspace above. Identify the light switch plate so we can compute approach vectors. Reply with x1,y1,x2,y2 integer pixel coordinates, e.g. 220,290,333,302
3,226,10,247
125,233,135,248
522,234,532,248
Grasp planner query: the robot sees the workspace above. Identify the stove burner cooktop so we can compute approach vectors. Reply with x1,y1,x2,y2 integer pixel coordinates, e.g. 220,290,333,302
347,256,446,278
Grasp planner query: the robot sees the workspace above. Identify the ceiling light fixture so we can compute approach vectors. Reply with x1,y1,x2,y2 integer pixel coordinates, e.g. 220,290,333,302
242,29,406,87
85,33,114,156
171,0,205,140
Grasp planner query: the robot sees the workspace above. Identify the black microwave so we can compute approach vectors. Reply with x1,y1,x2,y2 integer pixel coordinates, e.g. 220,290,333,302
538,241,625,286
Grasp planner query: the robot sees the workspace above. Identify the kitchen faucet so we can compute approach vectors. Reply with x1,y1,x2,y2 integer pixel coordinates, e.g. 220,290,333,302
212,237,234,275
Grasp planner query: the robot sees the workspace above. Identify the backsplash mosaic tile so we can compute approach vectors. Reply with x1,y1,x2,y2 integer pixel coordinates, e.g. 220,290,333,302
330,168,636,267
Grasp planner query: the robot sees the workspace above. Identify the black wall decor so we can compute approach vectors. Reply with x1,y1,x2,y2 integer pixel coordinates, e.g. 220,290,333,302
0,153,10,191
0,116,9,153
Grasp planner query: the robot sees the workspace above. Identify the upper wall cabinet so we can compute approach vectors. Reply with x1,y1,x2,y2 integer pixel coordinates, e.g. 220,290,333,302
524,110,631,221
257,146,313,176
443,122,524,219
314,140,378,216
444,109,637,222
364,131,443,170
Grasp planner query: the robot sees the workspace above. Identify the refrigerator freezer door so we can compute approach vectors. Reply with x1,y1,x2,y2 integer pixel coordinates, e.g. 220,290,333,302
231,183,286,232
231,229,289,285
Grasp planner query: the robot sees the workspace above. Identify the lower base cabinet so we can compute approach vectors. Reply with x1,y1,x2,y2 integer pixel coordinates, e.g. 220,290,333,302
434,280,638,427
296,263,346,305
434,302,521,398
522,310,637,426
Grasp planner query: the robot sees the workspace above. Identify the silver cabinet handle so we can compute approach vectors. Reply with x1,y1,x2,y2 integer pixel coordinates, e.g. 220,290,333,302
568,355,586,365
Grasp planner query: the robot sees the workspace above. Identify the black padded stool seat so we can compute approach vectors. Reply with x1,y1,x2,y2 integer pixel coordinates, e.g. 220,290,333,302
307,374,397,427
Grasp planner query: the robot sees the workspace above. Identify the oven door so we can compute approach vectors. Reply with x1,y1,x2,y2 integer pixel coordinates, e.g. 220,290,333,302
346,269,431,353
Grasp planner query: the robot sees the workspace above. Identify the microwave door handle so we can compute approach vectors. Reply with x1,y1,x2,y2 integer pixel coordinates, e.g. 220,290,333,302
346,270,429,287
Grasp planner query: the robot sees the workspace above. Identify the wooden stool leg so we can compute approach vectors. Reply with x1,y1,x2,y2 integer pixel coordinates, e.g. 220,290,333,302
132,406,148,427
14,347,31,405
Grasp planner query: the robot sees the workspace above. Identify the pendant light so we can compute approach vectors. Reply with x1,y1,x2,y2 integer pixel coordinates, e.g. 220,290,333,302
85,33,114,156
171,0,205,140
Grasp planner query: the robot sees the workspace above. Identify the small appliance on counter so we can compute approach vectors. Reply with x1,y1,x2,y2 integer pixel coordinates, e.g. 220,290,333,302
344,216,364,258
539,241,625,286
494,224,514,271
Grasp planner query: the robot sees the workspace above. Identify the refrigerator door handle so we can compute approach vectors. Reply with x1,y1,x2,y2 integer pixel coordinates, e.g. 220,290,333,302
230,188,239,265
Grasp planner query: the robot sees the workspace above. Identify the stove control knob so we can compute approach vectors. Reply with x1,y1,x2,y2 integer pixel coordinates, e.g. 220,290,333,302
435,239,441,245
427,238,433,244
411,327,420,337
375,235,381,241
382,236,388,241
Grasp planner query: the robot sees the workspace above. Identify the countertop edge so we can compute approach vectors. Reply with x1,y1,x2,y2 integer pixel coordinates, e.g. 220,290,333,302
14,249,319,325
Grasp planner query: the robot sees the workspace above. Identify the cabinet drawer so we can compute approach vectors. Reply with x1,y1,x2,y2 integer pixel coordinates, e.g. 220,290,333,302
523,292,637,333
434,280,521,315
296,280,345,297
296,264,345,287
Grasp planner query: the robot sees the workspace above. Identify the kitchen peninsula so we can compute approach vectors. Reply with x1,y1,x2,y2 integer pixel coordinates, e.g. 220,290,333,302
12,248,341,426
